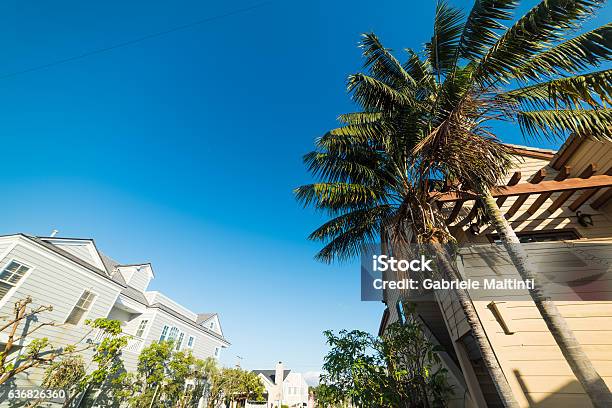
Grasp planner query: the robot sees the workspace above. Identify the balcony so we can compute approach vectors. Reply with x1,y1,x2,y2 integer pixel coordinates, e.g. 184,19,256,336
89,329,145,354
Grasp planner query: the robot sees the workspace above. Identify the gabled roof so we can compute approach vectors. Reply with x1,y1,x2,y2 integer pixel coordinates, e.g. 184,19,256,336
196,313,217,324
150,303,230,346
4,233,229,346
253,370,291,385
121,286,149,305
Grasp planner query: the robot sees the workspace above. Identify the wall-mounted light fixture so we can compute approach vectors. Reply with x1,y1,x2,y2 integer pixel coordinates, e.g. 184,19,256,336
576,211,594,227
469,222,480,235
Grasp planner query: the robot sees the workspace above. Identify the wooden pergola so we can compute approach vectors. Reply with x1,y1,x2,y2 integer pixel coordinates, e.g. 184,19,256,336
433,138,612,225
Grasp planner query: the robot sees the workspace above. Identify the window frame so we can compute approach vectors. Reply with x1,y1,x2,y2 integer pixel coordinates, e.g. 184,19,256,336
0,259,34,305
187,335,195,349
168,326,179,342
160,325,170,341
175,332,185,350
65,289,97,325
135,319,149,338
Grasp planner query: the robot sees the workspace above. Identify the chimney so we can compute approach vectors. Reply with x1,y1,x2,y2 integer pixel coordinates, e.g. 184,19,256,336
50,229,59,237
275,361,284,403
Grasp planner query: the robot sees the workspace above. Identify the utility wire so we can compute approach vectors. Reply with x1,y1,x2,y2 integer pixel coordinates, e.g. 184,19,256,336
0,1,272,80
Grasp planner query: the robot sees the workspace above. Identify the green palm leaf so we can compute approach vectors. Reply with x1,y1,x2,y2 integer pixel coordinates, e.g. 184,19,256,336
459,0,518,61
515,23,612,80
426,1,464,76
294,183,388,213
360,33,416,89
347,74,413,111
475,0,605,84
517,108,612,140
502,69,612,109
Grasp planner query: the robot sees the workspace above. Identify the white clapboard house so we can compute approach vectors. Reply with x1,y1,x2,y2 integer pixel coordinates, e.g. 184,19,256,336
0,233,229,391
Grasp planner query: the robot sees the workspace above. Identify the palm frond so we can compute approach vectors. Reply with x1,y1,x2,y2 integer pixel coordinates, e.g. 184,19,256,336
312,207,390,263
303,150,384,185
515,23,612,80
294,183,388,213
459,0,518,61
475,0,605,84
360,33,416,89
501,69,612,109
517,108,612,140
337,112,385,125
426,1,464,76
347,74,413,111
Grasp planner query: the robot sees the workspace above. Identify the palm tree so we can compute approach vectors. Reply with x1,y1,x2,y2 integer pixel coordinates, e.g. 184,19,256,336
296,0,611,406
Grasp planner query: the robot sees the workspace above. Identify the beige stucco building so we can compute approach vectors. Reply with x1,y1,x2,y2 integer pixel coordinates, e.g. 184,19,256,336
379,135,612,407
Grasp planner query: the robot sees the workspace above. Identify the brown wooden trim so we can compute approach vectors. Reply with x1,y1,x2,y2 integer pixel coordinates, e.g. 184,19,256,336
505,169,547,219
548,164,597,213
433,173,612,202
456,203,480,227
591,188,612,210
496,171,521,207
550,134,585,170
569,167,612,212
506,146,555,161
526,166,571,215
446,200,466,224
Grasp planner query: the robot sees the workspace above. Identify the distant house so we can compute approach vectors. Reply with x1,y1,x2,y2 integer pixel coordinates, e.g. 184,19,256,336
253,362,309,407
0,233,230,386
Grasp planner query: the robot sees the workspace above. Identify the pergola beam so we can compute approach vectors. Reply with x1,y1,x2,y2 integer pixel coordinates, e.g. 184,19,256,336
591,188,612,210
505,169,547,219
526,166,571,216
496,171,521,207
547,164,597,213
550,134,585,171
433,173,612,202
570,168,612,212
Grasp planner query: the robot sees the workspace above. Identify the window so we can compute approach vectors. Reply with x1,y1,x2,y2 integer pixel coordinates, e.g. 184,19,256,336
136,320,148,338
0,261,30,300
160,325,169,341
176,332,184,350
187,336,195,349
214,346,220,357
209,321,215,330
65,290,96,325
168,326,179,342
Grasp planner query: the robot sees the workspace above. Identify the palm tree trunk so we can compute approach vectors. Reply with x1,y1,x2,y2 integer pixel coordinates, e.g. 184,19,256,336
481,192,612,408
434,245,519,408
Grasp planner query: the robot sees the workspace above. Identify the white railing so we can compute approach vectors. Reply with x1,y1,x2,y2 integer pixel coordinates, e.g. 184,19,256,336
87,328,144,353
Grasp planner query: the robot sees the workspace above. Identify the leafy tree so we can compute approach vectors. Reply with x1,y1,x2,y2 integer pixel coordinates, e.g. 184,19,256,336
320,315,451,408
43,318,128,407
0,296,102,386
206,366,264,408
296,0,612,405
126,340,214,408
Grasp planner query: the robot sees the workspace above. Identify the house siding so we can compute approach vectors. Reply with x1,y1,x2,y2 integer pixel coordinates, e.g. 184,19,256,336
0,237,122,387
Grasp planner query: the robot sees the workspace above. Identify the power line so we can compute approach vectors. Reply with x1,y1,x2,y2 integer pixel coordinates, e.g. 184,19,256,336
0,1,272,80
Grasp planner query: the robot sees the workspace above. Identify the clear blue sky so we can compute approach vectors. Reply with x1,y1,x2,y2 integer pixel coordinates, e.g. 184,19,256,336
0,0,609,379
